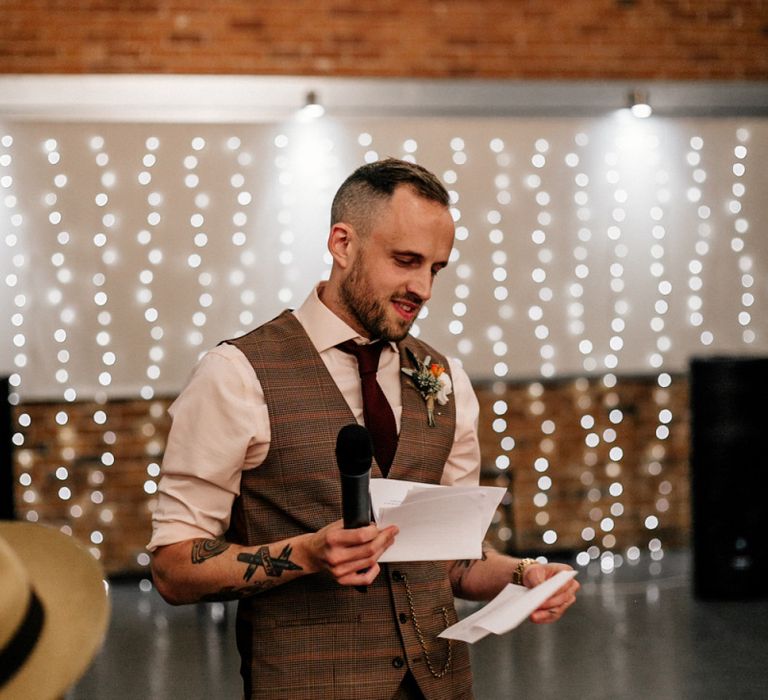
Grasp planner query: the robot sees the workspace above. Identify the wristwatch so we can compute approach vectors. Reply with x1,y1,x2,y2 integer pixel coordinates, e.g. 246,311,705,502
512,558,536,586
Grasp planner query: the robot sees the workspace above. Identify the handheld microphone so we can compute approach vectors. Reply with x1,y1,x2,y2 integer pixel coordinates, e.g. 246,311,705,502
335,423,373,530
336,424,374,592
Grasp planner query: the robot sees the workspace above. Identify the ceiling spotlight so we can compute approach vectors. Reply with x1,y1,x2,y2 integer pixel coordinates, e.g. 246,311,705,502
628,89,652,118
299,90,325,120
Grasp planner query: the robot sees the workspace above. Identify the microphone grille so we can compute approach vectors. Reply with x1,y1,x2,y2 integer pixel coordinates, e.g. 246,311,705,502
335,424,373,476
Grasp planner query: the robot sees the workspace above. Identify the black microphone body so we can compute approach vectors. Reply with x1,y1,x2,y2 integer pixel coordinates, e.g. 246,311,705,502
340,471,371,529
335,424,373,530
336,424,374,592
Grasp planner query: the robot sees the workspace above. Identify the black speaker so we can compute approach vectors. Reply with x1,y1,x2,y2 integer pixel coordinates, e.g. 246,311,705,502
690,357,768,599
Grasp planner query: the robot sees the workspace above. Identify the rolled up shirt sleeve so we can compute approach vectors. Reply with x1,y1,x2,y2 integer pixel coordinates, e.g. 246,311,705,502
441,357,481,487
147,344,270,550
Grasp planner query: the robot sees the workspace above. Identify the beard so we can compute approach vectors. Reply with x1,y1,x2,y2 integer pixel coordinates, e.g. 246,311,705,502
339,253,421,342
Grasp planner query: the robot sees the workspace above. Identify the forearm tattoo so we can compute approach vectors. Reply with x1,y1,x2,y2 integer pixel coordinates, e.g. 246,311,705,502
190,539,303,602
200,581,280,602
450,544,491,597
237,544,302,581
191,537,230,564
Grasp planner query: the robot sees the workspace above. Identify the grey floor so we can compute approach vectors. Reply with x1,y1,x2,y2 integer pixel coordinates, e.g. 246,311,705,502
68,551,768,700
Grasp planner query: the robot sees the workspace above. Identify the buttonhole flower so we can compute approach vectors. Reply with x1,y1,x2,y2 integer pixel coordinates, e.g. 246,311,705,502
402,349,452,427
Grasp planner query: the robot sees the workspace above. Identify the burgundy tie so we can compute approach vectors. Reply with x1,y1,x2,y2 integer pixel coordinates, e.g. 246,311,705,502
337,340,398,476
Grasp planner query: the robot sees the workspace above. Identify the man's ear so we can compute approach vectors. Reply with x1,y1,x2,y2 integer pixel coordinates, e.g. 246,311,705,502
327,223,357,270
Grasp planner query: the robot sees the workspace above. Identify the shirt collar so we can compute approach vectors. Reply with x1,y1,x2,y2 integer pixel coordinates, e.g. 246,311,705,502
294,284,398,354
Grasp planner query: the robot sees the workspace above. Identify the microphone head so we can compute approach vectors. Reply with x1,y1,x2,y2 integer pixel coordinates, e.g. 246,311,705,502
335,424,373,477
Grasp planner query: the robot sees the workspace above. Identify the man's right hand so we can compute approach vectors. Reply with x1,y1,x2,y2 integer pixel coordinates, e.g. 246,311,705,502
301,519,399,586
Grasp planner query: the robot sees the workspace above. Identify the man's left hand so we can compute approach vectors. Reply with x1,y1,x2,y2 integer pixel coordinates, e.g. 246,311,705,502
523,561,580,624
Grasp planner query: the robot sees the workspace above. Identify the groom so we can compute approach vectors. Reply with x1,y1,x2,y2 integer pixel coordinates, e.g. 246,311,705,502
149,157,579,699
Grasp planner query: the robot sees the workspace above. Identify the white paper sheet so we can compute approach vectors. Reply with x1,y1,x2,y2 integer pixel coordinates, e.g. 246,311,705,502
438,570,578,643
369,478,506,563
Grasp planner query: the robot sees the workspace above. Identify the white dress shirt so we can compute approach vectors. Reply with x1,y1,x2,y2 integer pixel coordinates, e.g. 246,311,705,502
148,285,481,551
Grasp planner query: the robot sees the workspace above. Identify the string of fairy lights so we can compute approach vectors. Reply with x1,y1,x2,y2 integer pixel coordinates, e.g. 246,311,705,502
2,118,764,573
138,135,164,401
133,134,168,567
486,136,516,546
685,135,709,341
272,132,294,315
730,131,754,346
568,134,592,372
48,136,74,528
86,134,119,559
597,139,632,573
567,134,603,567
3,132,29,508
444,137,470,354
643,130,675,571
488,136,513,483
523,139,558,549
226,135,252,333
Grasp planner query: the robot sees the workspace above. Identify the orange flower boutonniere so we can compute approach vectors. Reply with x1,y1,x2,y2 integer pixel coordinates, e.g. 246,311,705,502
402,349,453,427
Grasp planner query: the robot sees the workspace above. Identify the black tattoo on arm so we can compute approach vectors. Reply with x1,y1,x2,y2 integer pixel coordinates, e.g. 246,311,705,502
190,541,303,601
200,581,280,602
191,537,231,564
449,544,491,597
237,544,303,581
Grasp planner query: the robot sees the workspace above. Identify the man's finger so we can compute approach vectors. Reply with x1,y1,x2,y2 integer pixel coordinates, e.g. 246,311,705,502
337,562,381,586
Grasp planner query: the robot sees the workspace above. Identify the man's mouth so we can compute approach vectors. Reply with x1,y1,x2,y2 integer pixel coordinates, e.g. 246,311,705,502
392,299,420,321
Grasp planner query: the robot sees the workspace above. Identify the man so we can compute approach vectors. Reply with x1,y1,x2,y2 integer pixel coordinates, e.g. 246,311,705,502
149,158,579,700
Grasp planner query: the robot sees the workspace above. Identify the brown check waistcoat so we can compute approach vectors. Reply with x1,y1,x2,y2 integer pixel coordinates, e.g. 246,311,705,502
225,311,473,700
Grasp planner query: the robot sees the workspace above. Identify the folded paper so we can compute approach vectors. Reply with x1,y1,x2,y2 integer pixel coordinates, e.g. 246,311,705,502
439,570,578,643
370,478,506,563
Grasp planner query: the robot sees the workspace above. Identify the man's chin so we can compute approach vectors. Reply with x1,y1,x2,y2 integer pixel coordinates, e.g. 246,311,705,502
381,320,414,343
361,307,414,342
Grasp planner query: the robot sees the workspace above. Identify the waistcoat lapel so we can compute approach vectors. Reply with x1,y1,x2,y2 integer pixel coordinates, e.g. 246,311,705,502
388,337,457,483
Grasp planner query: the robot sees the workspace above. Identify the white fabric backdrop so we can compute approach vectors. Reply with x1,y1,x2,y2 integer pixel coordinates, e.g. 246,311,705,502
1,114,765,400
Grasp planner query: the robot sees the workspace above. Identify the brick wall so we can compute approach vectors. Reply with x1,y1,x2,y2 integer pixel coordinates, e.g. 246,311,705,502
1,0,766,78
12,374,689,575
12,397,171,573
475,375,689,556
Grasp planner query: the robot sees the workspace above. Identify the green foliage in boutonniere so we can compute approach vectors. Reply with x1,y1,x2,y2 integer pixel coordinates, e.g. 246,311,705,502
401,348,453,427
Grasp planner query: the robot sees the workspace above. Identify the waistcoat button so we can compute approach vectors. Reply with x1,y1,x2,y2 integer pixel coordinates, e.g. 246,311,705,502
392,656,405,669
392,570,404,582
399,612,409,624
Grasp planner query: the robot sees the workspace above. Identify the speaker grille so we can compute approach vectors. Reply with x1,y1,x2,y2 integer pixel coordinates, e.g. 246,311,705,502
690,357,768,600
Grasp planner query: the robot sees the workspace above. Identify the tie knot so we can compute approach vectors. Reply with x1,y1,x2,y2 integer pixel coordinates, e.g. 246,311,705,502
337,339,385,376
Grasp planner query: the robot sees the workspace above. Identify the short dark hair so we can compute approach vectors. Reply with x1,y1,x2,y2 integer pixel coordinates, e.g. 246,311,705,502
331,158,450,234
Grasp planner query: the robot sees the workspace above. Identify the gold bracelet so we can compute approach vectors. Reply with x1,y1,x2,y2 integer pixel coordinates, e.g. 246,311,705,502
512,558,536,586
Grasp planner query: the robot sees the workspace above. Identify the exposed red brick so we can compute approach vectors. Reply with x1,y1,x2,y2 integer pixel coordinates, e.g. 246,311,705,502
12,375,691,574
0,0,764,77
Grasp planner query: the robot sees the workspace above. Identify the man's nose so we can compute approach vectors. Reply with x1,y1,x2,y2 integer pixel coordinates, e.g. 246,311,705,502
407,268,432,303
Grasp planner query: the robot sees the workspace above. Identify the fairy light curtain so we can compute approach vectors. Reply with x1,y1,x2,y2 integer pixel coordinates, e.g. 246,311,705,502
2,116,763,402
1,112,764,573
